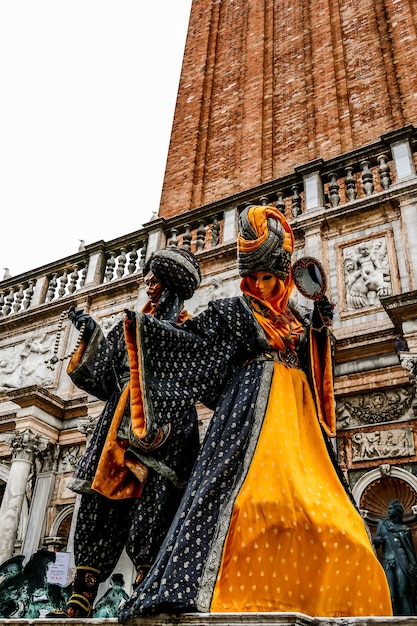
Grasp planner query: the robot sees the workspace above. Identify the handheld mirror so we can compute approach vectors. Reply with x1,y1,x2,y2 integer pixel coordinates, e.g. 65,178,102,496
291,256,327,301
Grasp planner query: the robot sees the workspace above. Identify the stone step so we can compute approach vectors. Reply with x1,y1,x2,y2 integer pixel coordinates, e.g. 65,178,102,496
0,613,412,626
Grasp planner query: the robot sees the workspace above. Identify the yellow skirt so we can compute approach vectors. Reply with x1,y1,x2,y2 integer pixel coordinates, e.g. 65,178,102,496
210,364,392,616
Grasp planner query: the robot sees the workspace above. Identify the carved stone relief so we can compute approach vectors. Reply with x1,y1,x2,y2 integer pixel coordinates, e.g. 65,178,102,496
100,311,125,336
58,445,84,473
342,236,393,310
336,387,415,429
77,414,99,441
0,333,55,393
137,274,241,319
192,276,240,316
400,353,417,382
351,427,414,462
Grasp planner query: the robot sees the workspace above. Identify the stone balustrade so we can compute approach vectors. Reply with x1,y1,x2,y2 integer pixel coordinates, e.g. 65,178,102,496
1,125,416,320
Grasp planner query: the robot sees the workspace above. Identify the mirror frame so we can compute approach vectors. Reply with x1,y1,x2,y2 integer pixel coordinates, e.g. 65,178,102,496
291,256,327,301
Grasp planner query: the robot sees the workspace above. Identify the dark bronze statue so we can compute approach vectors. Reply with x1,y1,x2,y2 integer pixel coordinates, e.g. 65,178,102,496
373,499,417,615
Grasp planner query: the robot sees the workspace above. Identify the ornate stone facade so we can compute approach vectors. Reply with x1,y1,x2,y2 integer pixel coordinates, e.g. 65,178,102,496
1,0,417,614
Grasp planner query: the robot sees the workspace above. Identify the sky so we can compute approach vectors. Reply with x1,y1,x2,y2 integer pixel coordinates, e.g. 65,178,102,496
0,1,193,279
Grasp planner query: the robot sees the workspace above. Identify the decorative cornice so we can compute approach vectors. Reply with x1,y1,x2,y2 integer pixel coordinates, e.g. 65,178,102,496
4,385,88,420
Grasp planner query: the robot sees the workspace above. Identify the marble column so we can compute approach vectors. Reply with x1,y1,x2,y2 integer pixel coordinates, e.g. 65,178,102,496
0,429,48,565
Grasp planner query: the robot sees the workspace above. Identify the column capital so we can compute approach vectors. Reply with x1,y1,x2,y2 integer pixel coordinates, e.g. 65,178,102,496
77,414,97,441
2,428,49,462
398,351,417,383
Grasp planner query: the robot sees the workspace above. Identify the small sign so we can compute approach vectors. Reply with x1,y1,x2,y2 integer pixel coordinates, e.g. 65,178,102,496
46,551,71,586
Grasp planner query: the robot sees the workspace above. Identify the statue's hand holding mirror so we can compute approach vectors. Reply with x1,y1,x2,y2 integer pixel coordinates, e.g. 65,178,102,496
291,257,334,327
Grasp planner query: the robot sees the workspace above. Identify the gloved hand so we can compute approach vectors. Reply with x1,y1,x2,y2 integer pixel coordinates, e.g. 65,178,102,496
124,308,136,323
312,295,334,329
68,306,96,334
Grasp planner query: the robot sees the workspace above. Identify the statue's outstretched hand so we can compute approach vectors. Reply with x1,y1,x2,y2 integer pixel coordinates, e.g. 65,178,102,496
68,306,96,333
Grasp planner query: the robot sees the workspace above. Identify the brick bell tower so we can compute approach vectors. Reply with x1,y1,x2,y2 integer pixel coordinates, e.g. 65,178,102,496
156,0,417,554
158,0,417,218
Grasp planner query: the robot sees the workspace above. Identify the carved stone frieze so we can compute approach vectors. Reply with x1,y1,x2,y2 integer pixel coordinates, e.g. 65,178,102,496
192,276,240,316
351,426,415,462
0,332,55,393
336,387,414,429
58,444,84,473
100,311,125,336
34,446,55,474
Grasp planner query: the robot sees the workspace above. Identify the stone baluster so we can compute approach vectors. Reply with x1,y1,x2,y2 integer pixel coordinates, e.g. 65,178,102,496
169,228,179,247
378,154,391,190
116,248,127,278
182,225,192,250
13,284,24,313
46,273,58,302
68,266,79,294
105,252,116,282
0,429,49,564
276,192,286,214
139,243,147,269
196,220,206,251
128,245,138,274
328,172,340,207
291,183,302,217
3,288,14,316
211,216,220,247
22,280,35,309
80,266,87,288
259,196,269,206
361,160,374,196
58,269,68,299
345,166,357,201
0,290,4,316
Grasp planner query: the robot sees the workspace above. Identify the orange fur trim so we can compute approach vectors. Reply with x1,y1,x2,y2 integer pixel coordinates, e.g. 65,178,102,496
309,329,336,437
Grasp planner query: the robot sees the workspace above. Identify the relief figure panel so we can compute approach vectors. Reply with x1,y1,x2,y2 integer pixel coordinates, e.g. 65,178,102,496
351,427,414,462
335,229,400,315
0,332,55,392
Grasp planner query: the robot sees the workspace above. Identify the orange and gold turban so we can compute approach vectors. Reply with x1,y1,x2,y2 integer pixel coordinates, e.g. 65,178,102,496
237,205,294,279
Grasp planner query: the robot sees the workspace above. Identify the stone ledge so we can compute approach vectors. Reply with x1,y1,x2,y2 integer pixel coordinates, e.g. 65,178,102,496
0,613,414,626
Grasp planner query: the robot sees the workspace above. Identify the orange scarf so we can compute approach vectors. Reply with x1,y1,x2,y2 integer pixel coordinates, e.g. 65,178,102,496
240,275,304,351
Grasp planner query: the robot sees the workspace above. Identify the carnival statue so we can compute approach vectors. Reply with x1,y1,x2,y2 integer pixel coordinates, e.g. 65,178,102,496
118,205,391,619
47,247,201,618
50,205,392,620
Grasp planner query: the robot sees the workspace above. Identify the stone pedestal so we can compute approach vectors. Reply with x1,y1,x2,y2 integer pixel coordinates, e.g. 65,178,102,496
0,612,410,626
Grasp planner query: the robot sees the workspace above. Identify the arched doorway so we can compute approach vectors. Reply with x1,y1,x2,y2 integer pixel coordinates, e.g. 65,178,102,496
352,467,417,553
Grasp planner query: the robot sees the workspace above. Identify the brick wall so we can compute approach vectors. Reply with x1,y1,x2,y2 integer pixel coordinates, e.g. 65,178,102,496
159,0,417,218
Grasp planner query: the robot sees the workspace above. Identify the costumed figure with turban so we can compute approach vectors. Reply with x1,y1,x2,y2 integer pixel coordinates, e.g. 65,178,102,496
119,205,392,620
47,247,202,619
